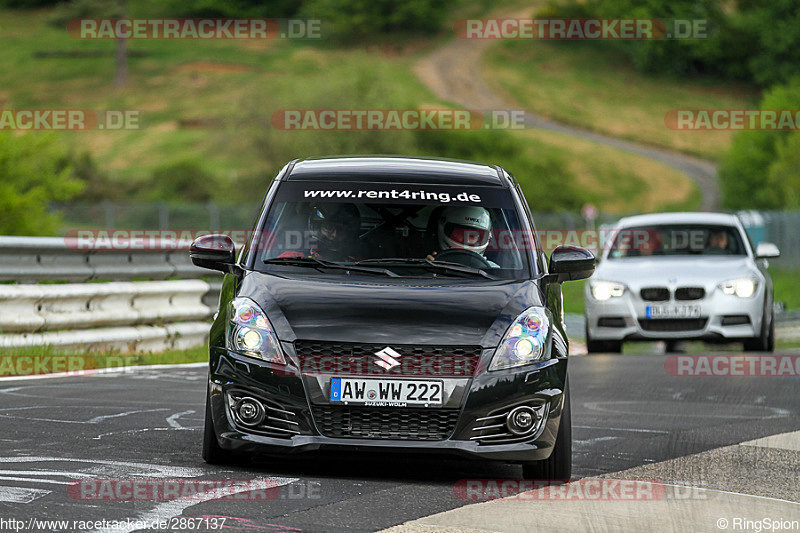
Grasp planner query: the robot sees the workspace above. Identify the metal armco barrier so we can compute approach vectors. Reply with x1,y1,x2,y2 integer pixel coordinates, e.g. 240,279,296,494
0,236,225,354
0,236,207,282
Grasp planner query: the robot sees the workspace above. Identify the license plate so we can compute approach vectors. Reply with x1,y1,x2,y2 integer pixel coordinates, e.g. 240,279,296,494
330,378,443,407
646,305,701,319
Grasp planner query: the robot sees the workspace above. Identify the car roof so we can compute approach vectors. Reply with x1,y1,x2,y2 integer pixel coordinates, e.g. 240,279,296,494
283,156,506,186
616,212,741,228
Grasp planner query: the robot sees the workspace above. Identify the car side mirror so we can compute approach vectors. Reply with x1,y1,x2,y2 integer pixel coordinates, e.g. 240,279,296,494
190,234,236,273
755,242,780,259
548,245,596,282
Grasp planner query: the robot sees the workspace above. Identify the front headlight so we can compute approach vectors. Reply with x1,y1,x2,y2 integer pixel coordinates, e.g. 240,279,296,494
719,278,757,298
489,307,551,371
590,280,625,301
226,297,285,363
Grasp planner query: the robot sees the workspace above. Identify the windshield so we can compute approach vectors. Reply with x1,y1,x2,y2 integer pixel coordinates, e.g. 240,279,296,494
252,181,533,279
606,224,747,259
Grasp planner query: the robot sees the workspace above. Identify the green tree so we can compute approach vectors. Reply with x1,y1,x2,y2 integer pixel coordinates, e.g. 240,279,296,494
719,78,800,209
147,160,219,203
301,0,453,40
0,133,84,235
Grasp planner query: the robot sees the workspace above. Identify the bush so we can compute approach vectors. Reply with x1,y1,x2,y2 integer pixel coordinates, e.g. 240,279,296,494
146,160,220,203
0,133,83,235
543,0,800,87
413,129,585,211
719,77,800,209
301,0,454,40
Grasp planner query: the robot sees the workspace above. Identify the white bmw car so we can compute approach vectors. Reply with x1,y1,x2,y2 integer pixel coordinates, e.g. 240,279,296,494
585,213,780,353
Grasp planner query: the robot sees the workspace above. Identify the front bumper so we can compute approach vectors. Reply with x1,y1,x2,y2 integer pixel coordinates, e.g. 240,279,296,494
585,284,765,341
208,347,568,464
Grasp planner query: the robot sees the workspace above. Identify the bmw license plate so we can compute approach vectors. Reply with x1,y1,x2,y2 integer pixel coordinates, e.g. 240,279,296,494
645,305,701,319
330,378,443,407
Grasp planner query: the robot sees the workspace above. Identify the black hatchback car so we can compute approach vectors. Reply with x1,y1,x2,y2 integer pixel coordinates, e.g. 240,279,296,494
190,156,594,479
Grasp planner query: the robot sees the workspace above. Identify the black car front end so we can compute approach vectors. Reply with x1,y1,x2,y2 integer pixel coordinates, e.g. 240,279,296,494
193,157,591,474
207,331,568,465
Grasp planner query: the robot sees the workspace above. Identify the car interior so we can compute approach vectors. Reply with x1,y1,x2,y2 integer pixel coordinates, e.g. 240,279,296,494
260,201,527,270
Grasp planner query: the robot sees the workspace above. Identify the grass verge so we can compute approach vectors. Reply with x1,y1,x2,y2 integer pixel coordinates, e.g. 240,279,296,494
0,344,207,378
484,33,759,161
3,7,699,214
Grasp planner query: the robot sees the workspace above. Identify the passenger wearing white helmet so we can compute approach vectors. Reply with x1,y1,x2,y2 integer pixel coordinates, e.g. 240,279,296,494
427,206,499,268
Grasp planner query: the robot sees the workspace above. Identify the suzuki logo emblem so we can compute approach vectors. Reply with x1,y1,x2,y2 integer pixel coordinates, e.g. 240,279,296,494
374,347,401,371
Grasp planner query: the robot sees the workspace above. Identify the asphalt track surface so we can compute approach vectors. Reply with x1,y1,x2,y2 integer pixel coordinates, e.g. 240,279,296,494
1,354,798,532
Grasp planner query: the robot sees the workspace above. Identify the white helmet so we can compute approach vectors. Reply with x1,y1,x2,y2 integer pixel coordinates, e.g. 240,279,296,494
437,206,492,254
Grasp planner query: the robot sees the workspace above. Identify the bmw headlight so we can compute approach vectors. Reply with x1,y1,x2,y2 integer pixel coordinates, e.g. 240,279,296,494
719,278,757,298
490,307,551,371
226,297,285,363
590,280,625,301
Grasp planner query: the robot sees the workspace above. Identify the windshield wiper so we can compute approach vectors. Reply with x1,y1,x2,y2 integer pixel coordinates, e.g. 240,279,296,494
356,257,496,280
264,256,398,277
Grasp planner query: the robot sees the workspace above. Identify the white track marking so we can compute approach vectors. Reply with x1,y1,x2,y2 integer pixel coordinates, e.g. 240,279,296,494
166,410,196,429
0,470,95,478
93,427,200,441
92,476,300,533
0,457,205,478
0,407,171,425
582,401,790,419
0,486,51,503
0,476,70,485
87,409,170,424
574,425,670,434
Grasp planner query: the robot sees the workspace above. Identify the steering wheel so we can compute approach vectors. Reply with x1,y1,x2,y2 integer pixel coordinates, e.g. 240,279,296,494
434,248,492,269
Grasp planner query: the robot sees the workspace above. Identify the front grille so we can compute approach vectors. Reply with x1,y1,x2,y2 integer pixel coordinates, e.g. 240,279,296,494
638,318,708,332
311,405,459,440
640,287,670,301
294,341,481,377
675,287,705,300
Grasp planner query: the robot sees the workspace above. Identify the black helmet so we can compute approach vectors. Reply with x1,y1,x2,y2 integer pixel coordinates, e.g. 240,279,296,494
308,203,361,259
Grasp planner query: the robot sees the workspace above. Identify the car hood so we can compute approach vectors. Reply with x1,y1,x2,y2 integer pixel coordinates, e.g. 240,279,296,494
594,256,758,289
239,272,541,347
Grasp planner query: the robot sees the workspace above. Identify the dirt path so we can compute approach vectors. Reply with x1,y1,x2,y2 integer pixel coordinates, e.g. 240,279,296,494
414,8,720,211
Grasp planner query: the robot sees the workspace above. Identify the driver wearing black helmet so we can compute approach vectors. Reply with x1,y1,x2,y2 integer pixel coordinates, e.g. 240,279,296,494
278,203,363,262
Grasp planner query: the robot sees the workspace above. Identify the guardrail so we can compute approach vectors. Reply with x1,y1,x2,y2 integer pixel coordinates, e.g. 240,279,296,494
0,236,225,354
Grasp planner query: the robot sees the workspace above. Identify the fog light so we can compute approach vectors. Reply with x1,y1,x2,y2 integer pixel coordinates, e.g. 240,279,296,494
236,397,265,426
506,406,537,435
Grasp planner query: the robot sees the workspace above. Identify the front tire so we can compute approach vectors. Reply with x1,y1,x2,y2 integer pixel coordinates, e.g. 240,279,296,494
743,312,775,352
522,377,572,481
586,325,622,354
202,389,238,465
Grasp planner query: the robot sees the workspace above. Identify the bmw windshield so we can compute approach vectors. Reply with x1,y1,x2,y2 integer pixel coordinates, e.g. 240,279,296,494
252,181,534,279
606,224,747,259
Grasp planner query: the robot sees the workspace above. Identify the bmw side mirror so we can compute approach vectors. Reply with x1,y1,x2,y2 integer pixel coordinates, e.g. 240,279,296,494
548,245,596,282
755,242,780,259
190,234,236,273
